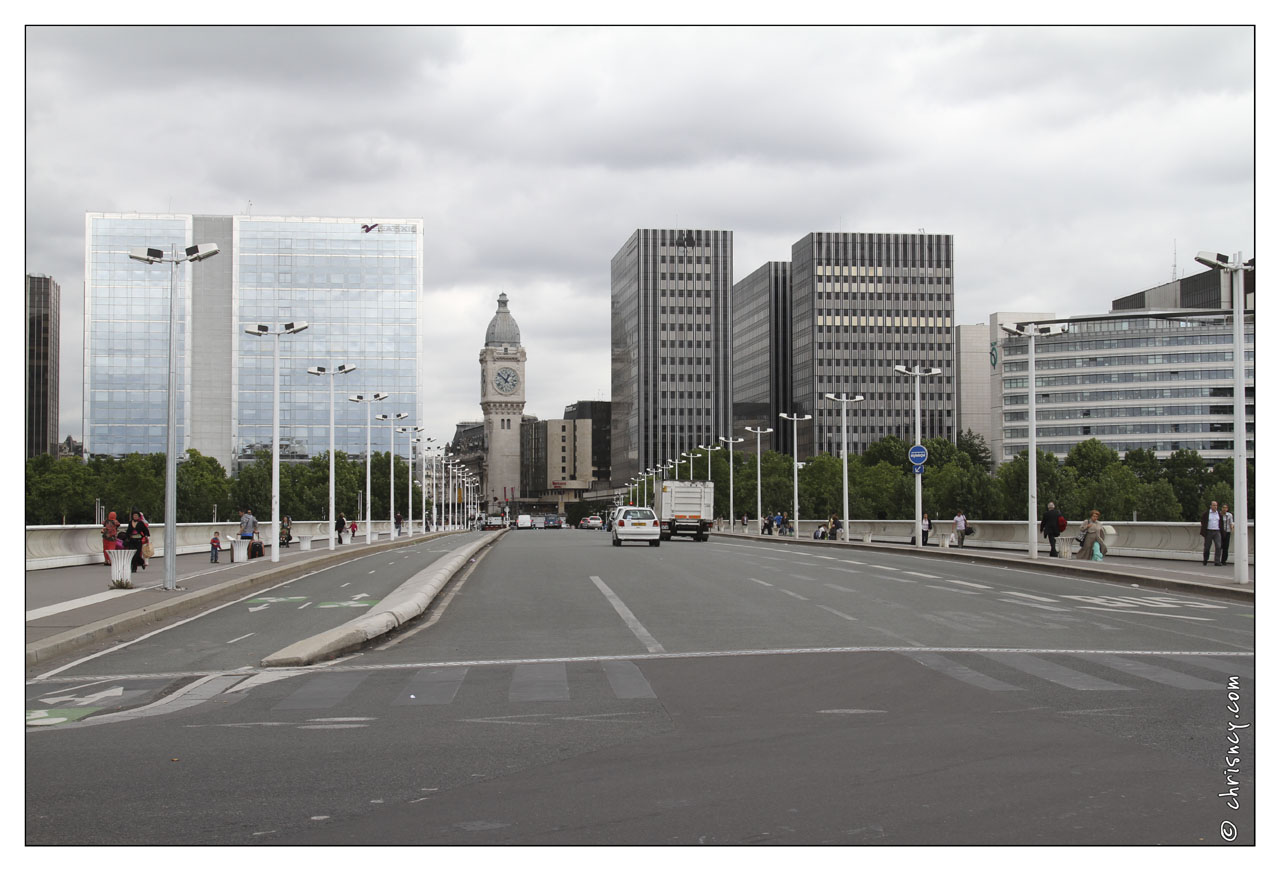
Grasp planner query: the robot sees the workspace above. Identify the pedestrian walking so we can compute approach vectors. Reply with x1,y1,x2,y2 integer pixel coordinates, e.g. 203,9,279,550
210,532,222,563
742,514,749,532
335,513,347,543
395,512,403,534
125,511,149,572
953,510,968,547
1200,501,1224,566
763,514,773,535
239,508,257,541
1221,504,1234,563
101,511,120,565
1040,501,1065,558
1074,510,1108,561
920,512,931,547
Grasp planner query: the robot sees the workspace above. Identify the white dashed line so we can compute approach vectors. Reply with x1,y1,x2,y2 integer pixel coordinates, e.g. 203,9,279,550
928,585,980,595
944,579,992,589
227,633,255,644
816,605,858,621
1001,591,1059,602
780,589,809,601
903,571,941,579
998,598,1071,612
749,578,773,587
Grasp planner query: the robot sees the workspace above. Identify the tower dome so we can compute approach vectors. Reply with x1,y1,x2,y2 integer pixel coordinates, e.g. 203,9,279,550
484,293,521,348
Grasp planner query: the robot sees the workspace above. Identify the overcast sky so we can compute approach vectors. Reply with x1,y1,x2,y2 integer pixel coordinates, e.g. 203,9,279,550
23,24,1255,454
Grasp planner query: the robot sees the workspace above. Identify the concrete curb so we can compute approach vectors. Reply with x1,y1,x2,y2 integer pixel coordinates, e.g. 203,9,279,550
260,530,505,667
709,532,1255,602
25,531,468,668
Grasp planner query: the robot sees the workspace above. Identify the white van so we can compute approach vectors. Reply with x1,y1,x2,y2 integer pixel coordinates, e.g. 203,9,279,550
516,514,533,529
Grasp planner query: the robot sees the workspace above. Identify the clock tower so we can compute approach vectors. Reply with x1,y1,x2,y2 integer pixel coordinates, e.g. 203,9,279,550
480,293,526,515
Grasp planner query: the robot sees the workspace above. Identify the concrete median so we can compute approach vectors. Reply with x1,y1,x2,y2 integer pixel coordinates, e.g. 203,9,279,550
260,530,503,667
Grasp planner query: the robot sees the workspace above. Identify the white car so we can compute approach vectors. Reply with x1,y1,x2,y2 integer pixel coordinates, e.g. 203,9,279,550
579,516,603,530
612,507,660,547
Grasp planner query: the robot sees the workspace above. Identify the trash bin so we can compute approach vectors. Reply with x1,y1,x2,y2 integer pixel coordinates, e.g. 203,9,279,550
340,531,351,545
107,549,133,587
230,538,251,563
299,535,313,551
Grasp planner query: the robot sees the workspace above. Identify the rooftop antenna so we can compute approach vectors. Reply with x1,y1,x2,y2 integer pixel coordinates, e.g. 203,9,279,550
247,200,253,216
1172,239,1177,282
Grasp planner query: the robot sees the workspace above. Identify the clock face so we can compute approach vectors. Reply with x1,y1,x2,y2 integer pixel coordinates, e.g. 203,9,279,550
494,367,519,394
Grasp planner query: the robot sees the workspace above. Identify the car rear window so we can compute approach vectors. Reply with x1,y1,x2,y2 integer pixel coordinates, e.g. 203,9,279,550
624,510,655,520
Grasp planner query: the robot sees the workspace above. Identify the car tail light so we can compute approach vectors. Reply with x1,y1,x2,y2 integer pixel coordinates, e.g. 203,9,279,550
618,520,625,527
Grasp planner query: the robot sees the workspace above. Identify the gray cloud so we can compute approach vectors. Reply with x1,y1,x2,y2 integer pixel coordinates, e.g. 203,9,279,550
24,25,1254,451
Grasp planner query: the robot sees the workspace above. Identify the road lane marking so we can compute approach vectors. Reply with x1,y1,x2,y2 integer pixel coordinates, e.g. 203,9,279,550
903,571,941,579
26,588,150,622
1070,654,1223,690
1076,607,1213,622
869,565,898,571
906,653,1023,691
227,633,255,644
816,605,858,621
979,653,1133,690
824,583,858,593
790,574,818,581
927,585,980,595
748,578,773,587
1001,591,1060,602
998,599,1071,612
589,576,665,654
779,589,809,601
944,580,992,589
297,602,312,609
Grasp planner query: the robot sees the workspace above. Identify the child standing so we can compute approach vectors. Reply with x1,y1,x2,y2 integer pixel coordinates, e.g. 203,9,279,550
210,532,222,563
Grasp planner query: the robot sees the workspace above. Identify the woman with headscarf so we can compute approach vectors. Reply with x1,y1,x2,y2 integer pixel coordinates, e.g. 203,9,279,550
125,511,150,572
1073,509,1108,560
101,511,120,565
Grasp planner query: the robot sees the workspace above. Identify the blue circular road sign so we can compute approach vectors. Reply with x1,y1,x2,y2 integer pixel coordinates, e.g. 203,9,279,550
908,444,928,465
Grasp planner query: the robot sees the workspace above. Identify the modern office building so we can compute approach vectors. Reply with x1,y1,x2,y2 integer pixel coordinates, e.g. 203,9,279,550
521,417,593,510
731,261,790,454
982,311,1056,463
995,299,1254,463
563,400,612,487
26,274,60,459
1111,267,1254,312
953,323,994,453
610,228,733,485
788,231,955,458
82,213,425,470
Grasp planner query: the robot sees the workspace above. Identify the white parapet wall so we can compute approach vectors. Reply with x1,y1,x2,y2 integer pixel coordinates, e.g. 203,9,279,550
25,519,410,570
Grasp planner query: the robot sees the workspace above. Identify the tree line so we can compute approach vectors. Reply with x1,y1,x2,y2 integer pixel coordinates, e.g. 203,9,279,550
25,449,426,526
577,430,1252,526
28,432,1250,527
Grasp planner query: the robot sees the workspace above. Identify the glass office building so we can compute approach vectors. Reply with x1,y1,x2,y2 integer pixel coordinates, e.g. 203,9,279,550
998,314,1254,461
26,274,60,458
610,229,733,485
83,213,424,470
731,261,790,453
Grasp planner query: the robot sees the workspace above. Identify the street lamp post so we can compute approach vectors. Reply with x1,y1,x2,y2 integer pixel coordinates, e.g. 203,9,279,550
719,435,745,533
349,392,388,545
127,243,220,590
745,426,773,535
306,363,356,549
681,451,700,481
244,322,310,563
1196,250,1254,586
376,412,409,537
779,413,811,537
824,393,866,543
398,426,424,535
698,444,721,480
894,366,943,551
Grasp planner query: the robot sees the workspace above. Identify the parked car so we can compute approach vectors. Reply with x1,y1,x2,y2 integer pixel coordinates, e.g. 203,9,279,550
612,507,660,547
545,515,563,529
579,515,603,530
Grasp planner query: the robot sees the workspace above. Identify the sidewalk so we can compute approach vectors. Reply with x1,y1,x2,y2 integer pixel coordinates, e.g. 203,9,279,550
26,530,467,668
710,530,1255,601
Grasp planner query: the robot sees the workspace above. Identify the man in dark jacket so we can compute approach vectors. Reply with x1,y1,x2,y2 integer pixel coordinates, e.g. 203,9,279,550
1040,501,1065,557
1200,501,1223,566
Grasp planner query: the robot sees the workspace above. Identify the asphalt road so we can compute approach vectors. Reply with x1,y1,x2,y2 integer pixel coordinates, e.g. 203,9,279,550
25,529,1255,845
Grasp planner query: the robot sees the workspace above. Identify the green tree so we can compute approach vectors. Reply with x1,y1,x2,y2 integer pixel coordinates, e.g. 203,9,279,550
26,455,97,525
229,450,271,519
1162,449,1210,522
995,449,1072,520
105,453,166,520
860,435,912,473
176,449,231,522
1134,478,1182,522
924,457,999,521
1122,447,1163,484
798,453,842,519
956,428,994,471
1063,439,1120,481
851,461,912,520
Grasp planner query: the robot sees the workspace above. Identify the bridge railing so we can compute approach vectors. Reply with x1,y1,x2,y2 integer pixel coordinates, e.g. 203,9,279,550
719,518,1253,563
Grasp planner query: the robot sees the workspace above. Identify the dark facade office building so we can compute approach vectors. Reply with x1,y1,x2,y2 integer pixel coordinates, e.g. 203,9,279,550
26,274,60,459
564,400,612,486
731,261,791,454
610,229,733,485
789,232,955,458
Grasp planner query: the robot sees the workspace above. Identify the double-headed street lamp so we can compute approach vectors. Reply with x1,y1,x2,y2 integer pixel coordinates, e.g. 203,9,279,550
718,435,744,532
680,451,700,481
1195,249,1255,586
244,322,310,563
128,242,220,591
824,393,865,543
894,366,942,551
992,328,1064,559
376,412,409,537
412,437,435,534
779,413,811,537
745,426,773,535
698,444,721,480
398,425,424,536
307,363,356,549
349,392,388,544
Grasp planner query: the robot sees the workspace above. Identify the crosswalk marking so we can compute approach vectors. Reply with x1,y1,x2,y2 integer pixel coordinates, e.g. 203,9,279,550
509,663,570,702
602,660,657,699
907,653,1023,691
273,672,370,710
1164,654,1253,679
978,653,1132,691
392,667,469,706
1071,654,1222,690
